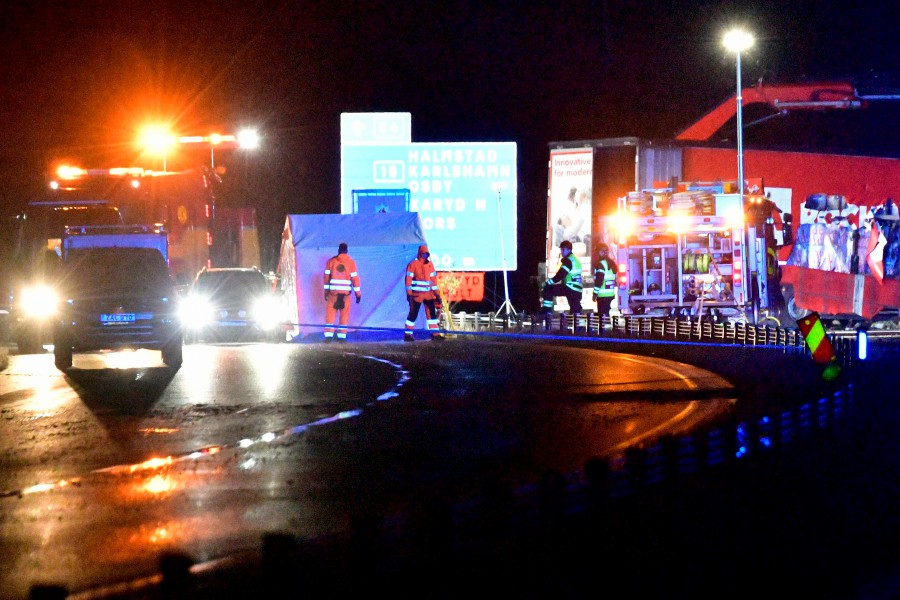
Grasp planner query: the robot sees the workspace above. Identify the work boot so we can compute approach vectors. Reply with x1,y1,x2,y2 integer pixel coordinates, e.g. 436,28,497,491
431,334,445,341
404,334,415,343
324,337,333,344
336,338,347,344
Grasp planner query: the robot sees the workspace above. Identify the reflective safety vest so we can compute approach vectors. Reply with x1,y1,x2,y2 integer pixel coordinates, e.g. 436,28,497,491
405,257,440,301
767,246,778,279
593,258,616,298
560,254,583,293
324,254,361,296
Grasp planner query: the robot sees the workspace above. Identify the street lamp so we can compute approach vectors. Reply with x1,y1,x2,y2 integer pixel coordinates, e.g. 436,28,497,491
724,28,755,320
237,129,260,150
723,28,754,203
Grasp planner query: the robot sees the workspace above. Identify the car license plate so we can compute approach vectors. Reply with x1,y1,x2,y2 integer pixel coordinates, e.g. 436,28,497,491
101,313,136,323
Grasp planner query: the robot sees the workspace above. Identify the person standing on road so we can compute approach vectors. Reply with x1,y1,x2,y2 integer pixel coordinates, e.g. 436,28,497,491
541,239,583,315
404,244,443,341
323,242,361,343
592,243,617,319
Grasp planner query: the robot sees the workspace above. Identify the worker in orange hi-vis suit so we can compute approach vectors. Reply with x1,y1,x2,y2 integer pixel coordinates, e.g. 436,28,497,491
323,242,361,343
404,244,443,342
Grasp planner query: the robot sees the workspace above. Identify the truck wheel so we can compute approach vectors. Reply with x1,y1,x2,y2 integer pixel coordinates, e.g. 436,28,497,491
54,342,73,371
162,338,183,368
786,293,810,322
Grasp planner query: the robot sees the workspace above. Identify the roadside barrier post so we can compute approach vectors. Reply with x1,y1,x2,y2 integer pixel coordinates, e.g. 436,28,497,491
796,312,842,381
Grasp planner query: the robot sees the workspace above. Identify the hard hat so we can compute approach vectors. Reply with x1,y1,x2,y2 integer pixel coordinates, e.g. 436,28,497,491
559,240,573,251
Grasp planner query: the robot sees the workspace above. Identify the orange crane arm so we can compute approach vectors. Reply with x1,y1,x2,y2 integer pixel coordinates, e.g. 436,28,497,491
676,81,862,141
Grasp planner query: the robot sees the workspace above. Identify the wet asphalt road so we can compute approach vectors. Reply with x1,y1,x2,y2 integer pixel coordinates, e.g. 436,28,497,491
0,339,740,598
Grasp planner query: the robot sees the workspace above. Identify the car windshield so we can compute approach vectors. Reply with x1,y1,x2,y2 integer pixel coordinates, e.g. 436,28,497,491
48,205,123,229
61,248,172,295
194,271,269,303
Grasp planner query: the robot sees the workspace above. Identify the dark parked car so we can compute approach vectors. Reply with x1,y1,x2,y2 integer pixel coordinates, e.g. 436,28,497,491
52,246,183,370
179,267,284,343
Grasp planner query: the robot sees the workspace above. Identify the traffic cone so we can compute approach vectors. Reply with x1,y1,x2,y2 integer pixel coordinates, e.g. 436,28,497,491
796,312,841,381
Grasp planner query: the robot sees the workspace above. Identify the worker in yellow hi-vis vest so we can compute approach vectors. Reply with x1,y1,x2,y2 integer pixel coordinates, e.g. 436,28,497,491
592,243,618,319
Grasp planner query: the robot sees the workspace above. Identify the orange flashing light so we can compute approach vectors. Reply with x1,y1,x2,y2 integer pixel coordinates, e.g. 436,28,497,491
56,165,86,179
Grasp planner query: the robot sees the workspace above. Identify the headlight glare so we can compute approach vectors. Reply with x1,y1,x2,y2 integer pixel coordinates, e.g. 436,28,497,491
179,296,214,328
20,284,59,318
252,295,282,330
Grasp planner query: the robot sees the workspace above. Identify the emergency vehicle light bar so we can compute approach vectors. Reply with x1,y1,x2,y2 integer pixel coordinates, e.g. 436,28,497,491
56,166,146,180
179,134,238,145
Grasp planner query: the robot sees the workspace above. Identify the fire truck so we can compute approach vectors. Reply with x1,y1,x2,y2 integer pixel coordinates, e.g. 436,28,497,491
546,79,900,326
603,188,782,324
48,166,261,285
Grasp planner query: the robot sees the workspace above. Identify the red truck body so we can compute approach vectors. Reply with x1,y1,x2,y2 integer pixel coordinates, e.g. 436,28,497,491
781,264,900,321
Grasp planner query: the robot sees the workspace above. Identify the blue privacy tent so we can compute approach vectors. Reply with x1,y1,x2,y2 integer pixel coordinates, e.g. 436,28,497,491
277,212,429,341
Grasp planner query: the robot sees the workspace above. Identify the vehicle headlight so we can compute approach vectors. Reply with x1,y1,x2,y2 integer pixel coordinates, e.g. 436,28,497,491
252,295,282,330
179,296,214,328
19,284,59,319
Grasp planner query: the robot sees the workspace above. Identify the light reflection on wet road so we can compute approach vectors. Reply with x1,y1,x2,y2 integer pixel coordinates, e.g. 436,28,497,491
0,340,734,598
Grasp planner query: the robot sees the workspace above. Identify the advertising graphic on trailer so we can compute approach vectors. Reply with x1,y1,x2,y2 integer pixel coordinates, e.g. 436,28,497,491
547,148,593,270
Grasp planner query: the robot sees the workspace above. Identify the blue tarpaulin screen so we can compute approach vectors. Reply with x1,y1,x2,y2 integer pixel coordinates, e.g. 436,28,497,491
278,212,428,341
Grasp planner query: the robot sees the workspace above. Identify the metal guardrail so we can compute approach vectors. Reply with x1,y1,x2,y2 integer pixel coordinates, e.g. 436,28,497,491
449,310,807,350
445,310,900,372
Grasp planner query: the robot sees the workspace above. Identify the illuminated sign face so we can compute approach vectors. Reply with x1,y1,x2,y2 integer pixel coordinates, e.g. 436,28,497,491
340,113,517,272
437,271,485,302
340,113,411,146
341,142,517,271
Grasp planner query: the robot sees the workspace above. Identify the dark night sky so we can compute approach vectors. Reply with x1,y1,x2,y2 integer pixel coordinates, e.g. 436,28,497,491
0,0,896,303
